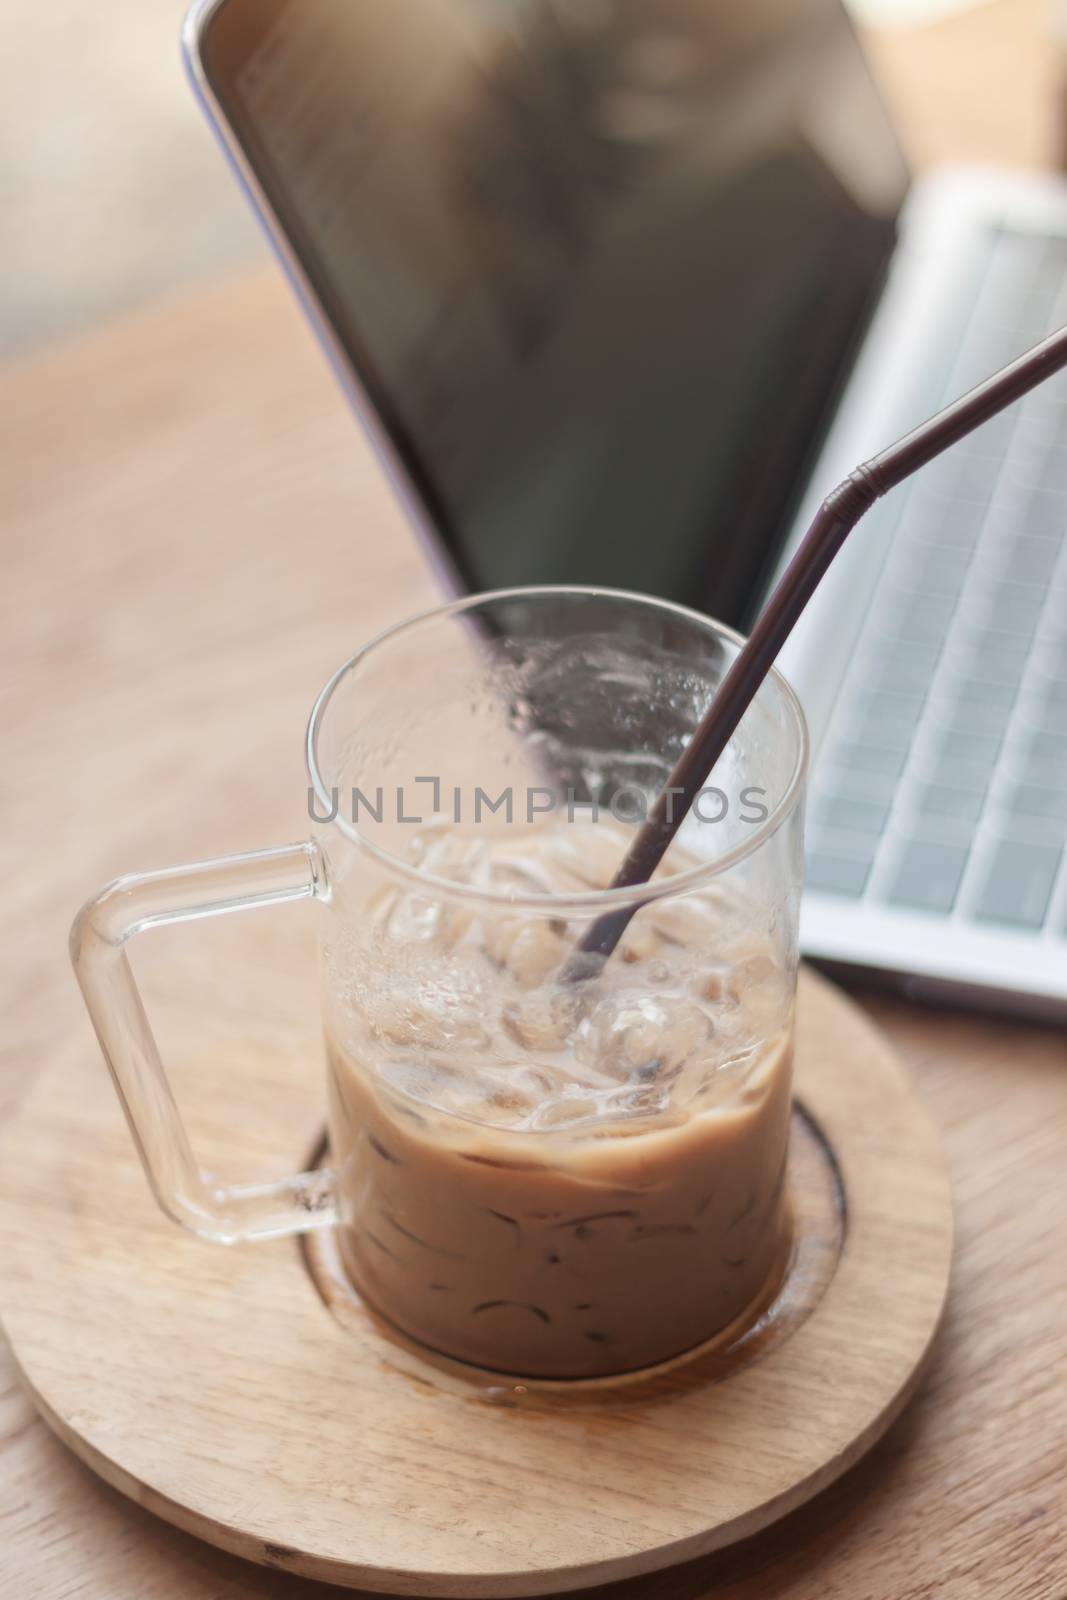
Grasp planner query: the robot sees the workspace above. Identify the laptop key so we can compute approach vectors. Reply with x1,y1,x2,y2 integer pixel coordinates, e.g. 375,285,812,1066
844,692,924,751
1030,671,1067,706
812,763,901,806
1038,446,1067,495
893,543,972,597
805,850,874,898
924,451,1003,502
1038,603,1067,643
927,727,1003,776
1033,634,1067,677
876,592,958,648
993,810,1067,849
982,533,1061,585
813,795,891,835
966,582,1047,636
822,740,908,780
932,678,1017,736
1001,782,1067,822
1014,486,1067,540
912,782,986,826
885,838,970,914
1018,748,1067,791
949,651,1027,692
1014,732,1067,793
950,626,1031,685
860,643,940,697
919,751,996,795
972,839,1063,927
910,494,985,548
1017,688,1067,737
893,809,975,846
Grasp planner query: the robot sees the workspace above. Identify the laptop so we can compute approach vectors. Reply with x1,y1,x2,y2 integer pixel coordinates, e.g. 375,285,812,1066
184,0,1067,1018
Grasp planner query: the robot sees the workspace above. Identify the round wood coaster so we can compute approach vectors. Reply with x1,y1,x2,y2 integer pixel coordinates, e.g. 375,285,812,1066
0,963,952,1596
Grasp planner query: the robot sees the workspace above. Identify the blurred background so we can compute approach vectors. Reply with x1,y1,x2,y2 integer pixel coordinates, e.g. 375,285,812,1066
2,6,1067,1589
0,0,264,359
0,0,1054,361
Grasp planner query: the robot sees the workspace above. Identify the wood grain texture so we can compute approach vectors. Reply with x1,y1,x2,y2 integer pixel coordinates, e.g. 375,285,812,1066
0,964,950,1596
0,1,1065,1595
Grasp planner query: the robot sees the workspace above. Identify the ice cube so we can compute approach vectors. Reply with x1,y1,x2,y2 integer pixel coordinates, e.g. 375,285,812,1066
371,887,445,945
501,988,583,1052
576,994,713,1083
485,916,566,989
361,970,489,1052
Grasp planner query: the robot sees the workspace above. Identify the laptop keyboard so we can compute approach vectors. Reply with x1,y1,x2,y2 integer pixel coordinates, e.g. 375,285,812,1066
805,226,1067,934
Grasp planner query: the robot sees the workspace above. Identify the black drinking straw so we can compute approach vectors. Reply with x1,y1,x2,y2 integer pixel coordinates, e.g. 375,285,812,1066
567,322,1067,973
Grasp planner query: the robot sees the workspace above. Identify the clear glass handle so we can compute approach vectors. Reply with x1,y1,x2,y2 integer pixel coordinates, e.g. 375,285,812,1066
69,841,337,1243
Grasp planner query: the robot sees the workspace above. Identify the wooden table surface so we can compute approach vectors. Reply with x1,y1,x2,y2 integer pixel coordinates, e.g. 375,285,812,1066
1,2,1065,1596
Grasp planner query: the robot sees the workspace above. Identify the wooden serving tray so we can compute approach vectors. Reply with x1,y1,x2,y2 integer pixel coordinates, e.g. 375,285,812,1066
0,946,952,1597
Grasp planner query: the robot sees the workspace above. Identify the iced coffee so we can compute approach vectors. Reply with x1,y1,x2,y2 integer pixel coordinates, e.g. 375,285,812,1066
325,817,794,1379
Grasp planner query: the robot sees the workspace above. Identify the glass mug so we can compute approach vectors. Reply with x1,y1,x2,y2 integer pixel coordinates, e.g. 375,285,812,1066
71,587,808,1379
